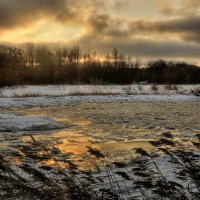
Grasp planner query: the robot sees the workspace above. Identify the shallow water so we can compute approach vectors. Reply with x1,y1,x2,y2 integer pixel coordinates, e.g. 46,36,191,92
1,100,200,169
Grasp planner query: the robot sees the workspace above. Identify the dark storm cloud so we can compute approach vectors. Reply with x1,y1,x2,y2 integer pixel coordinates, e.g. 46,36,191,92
0,0,108,30
77,32,200,58
128,16,200,40
85,13,200,43
133,16,200,44
0,0,67,29
86,14,130,38
75,13,200,58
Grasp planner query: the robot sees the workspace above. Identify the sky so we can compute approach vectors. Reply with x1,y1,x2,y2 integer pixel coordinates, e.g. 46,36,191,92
0,0,200,65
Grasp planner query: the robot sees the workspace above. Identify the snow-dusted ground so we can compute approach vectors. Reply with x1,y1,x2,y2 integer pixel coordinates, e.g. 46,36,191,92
0,95,199,109
0,113,64,132
0,84,199,109
0,84,199,97
0,84,199,132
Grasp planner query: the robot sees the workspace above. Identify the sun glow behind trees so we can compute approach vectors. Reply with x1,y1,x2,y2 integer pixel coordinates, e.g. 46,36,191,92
0,44,200,86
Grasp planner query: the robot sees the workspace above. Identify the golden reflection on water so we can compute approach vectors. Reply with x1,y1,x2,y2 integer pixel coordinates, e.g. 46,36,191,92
72,120,92,126
52,133,155,169
47,130,156,157
20,126,197,171
53,117,70,123
20,128,158,170
52,130,94,155
96,141,155,155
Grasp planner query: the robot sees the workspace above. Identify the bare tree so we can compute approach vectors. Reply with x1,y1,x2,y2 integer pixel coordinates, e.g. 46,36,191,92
25,43,35,67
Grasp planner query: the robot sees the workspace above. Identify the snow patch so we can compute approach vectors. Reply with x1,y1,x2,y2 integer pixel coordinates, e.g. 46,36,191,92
0,113,64,132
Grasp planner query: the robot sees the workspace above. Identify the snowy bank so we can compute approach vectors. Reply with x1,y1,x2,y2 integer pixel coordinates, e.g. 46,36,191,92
0,113,64,132
0,84,200,98
0,95,199,109
0,85,199,108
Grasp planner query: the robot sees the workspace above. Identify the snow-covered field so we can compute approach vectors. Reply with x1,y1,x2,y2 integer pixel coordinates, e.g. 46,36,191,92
0,95,199,109
0,84,200,98
0,84,199,131
0,84,199,109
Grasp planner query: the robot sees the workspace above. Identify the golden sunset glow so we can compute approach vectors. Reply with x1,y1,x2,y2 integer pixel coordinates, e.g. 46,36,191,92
1,19,84,43
0,0,200,64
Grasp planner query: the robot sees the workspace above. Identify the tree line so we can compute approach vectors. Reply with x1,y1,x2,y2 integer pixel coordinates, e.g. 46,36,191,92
0,44,200,86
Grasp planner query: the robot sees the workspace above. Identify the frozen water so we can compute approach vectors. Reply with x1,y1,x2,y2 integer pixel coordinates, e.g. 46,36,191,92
0,113,64,132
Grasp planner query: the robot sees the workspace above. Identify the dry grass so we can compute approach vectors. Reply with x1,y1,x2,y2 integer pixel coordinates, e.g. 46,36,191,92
68,90,120,96
13,92,42,98
192,88,200,96
12,91,121,98
123,85,132,95
151,84,158,91
1,134,200,200
164,84,178,90
138,85,143,91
